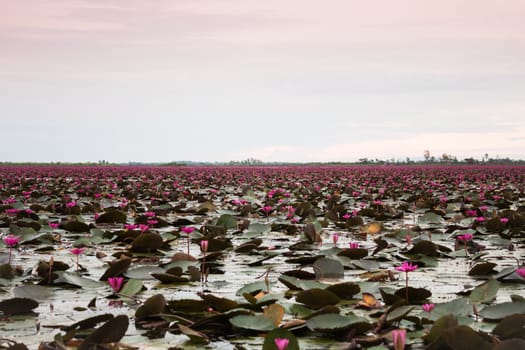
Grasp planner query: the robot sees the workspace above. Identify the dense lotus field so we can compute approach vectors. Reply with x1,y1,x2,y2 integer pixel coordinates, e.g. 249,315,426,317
0,165,524,350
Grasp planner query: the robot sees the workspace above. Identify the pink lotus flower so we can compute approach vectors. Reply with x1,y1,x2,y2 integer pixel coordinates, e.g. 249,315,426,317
457,234,473,243
70,247,86,272
274,338,290,350
181,226,195,234
49,222,60,230
349,242,360,249
395,262,418,273
200,240,208,253
5,208,19,215
94,213,100,220
516,268,525,278
392,329,406,350
422,303,435,313
405,235,412,245
261,205,273,216
474,216,485,222
145,211,156,218
3,234,21,248
396,262,418,303
66,201,77,208
139,224,149,232
465,209,477,217
500,217,509,224
2,234,21,265
342,213,351,220
147,219,158,225
108,276,124,293
332,233,339,245
124,223,138,230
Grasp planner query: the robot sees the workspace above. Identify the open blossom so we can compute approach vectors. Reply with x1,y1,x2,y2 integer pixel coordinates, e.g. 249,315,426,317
145,211,156,218
139,224,149,232
500,217,509,224
274,338,290,350
342,213,351,220
181,226,195,234
516,268,525,278
147,219,158,225
124,223,138,230
108,277,124,293
3,234,21,247
70,247,86,255
349,242,360,249
49,222,60,229
396,261,418,272
457,234,473,243
474,216,485,222
261,205,273,216
422,303,435,313
66,201,77,208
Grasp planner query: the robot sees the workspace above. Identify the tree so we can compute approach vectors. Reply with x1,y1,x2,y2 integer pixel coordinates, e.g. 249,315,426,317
423,150,430,161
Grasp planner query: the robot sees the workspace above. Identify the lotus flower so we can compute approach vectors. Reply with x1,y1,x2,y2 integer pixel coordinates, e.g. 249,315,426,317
70,247,86,272
274,338,290,350
108,276,124,293
332,233,339,246
49,222,60,230
349,242,360,249
392,329,406,350
2,234,21,264
396,262,418,303
500,217,509,224
422,303,435,313
516,268,525,279
181,226,196,255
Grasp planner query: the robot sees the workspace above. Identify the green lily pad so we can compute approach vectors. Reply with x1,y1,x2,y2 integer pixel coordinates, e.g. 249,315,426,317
119,279,143,297
125,266,166,280
178,324,210,345
306,313,370,333
99,257,132,281
313,257,344,279
216,214,237,229
96,210,127,224
479,302,525,321
12,285,53,301
229,315,275,332
469,279,499,304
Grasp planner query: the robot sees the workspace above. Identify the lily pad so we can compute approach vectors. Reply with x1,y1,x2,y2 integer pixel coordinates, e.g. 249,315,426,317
469,279,499,304
131,232,164,252
12,285,53,301
492,313,525,340
229,315,275,332
78,315,129,350
0,297,39,315
296,288,340,309
468,262,498,276
306,313,370,333
442,326,492,350
135,294,166,320
313,257,344,279
479,302,525,321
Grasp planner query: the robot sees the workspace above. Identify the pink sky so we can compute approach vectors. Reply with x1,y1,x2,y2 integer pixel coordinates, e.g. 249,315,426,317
1,1,524,162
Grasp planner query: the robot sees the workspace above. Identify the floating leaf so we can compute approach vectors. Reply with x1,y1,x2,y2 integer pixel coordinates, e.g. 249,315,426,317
325,282,360,300
135,294,166,320
119,279,143,297
407,240,438,256
469,279,499,304
337,248,368,259
442,326,492,350
229,315,275,332
96,210,127,224
386,305,414,323
468,262,497,276
99,257,132,281
177,324,210,345
479,302,525,321
493,314,525,340
216,214,237,229
296,288,340,309
0,297,38,315
12,285,52,301
313,257,344,279
131,232,164,252
125,266,166,280
306,313,370,333
78,315,129,350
